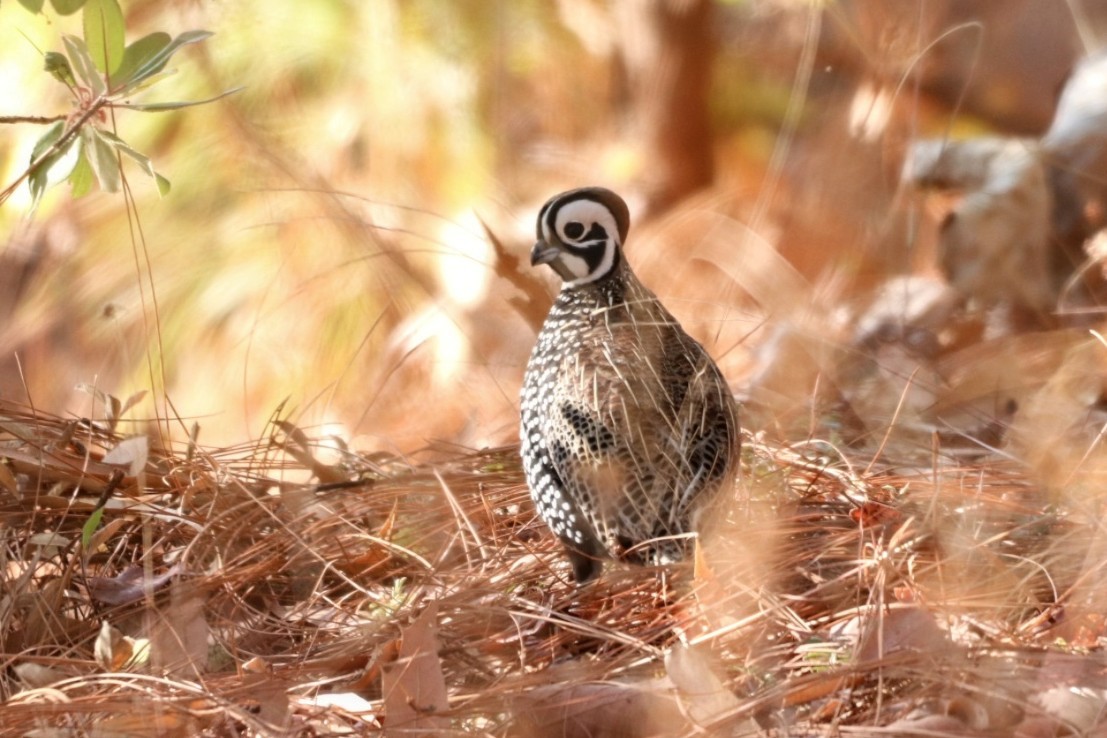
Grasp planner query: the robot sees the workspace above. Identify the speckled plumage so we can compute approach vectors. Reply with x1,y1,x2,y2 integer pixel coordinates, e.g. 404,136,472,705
520,187,740,582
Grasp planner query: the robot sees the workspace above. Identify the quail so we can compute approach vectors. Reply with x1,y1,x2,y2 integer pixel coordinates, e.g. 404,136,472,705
520,187,740,582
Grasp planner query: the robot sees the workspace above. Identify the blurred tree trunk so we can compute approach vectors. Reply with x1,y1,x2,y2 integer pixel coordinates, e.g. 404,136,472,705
613,0,715,212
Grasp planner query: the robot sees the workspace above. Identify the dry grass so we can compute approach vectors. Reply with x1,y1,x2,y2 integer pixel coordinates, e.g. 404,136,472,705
2,391,1104,737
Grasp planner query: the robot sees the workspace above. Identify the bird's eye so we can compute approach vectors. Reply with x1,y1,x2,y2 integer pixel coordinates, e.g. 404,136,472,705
563,221,585,240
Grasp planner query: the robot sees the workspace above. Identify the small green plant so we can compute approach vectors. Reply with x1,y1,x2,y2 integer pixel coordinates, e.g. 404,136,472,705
7,0,238,208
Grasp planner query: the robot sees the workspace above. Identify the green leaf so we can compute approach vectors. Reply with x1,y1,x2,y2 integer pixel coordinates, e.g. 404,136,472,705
81,506,105,548
117,86,243,112
30,147,81,206
83,127,120,193
29,167,48,205
119,68,176,97
49,0,86,14
112,32,170,90
82,0,125,75
30,121,65,163
44,50,77,87
28,121,81,207
69,147,94,197
118,29,212,90
19,0,46,13
29,122,65,205
63,34,105,95
95,128,168,195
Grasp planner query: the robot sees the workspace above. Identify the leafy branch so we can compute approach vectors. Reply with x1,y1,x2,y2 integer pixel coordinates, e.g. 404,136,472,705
1,0,239,209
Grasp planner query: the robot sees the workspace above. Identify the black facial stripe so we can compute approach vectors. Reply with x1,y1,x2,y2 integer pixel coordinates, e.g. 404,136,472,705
557,237,618,277
560,236,608,261
581,240,608,273
582,223,607,242
537,200,554,241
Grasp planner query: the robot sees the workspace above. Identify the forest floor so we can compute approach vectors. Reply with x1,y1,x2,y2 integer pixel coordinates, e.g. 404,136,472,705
2,378,1106,737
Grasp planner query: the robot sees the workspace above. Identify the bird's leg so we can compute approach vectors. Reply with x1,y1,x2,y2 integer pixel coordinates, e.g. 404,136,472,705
566,545,602,583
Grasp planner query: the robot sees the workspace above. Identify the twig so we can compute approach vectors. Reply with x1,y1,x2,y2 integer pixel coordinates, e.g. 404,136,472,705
0,114,68,125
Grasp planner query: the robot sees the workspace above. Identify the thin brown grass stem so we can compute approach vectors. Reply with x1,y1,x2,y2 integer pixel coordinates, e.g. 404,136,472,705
433,470,487,571
863,365,920,476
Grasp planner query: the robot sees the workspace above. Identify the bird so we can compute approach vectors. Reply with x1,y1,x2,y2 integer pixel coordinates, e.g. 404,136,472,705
519,186,740,582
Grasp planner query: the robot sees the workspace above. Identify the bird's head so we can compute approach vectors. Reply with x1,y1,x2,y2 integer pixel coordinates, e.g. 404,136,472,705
531,187,631,287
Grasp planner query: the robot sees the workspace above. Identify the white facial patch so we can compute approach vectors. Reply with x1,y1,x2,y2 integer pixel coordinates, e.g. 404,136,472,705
553,199,620,247
556,252,594,282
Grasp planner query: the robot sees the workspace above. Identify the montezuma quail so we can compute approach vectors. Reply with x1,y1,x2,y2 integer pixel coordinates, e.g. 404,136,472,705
520,187,740,582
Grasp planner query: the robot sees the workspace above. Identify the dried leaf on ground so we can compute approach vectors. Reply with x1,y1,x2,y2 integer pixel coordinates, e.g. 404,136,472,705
381,600,449,734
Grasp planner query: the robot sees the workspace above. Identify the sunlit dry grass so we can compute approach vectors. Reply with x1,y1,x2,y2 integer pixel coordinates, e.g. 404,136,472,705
2,389,1106,735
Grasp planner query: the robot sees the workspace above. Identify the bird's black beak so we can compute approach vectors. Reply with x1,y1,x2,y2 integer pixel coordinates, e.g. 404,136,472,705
530,240,560,266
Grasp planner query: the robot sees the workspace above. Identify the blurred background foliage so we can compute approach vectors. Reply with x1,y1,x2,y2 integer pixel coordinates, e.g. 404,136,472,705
0,0,1103,457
